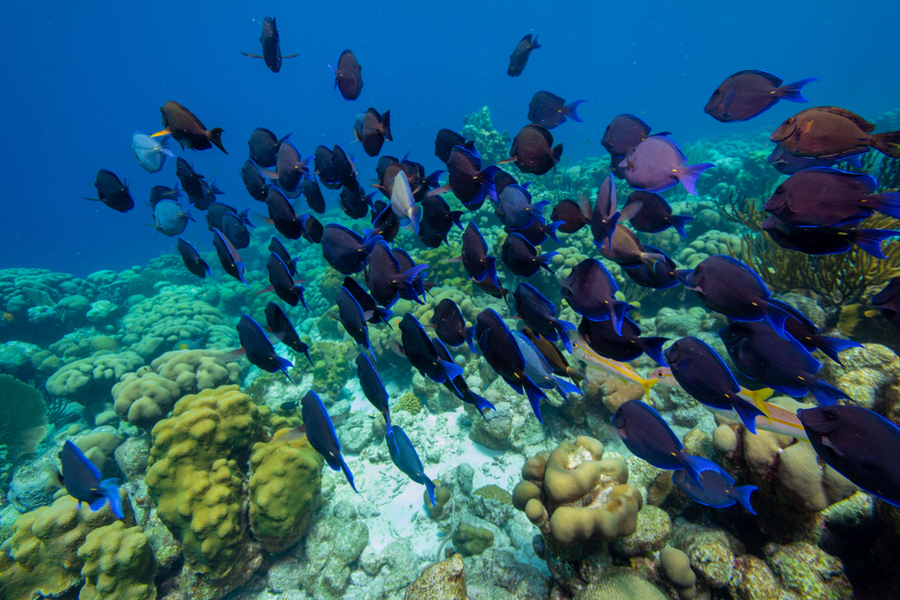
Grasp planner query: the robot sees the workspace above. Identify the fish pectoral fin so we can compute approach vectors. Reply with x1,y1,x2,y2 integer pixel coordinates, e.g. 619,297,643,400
150,128,171,138
241,52,264,58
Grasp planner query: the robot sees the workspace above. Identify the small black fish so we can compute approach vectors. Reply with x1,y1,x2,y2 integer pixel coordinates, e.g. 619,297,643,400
301,177,326,213
264,186,303,239
176,157,205,201
387,425,436,505
434,129,475,164
85,170,134,213
578,314,668,366
705,70,817,122
551,195,591,234
314,145,342,189
399,313,463,387
431,298,474,352
508,124,563,175
353,108,392,157
337,286,373,353
58,441,124,518
177,237,211,278
798,405,900,507
475,308,546,421
507,34,541,77
241,16,298,73
366,240,428,307
329,49,363,100
719,320,849,405
561,258,630,333
527,91,584,129
301,390,357,491
155,100,226,153
264,302,311,364
601,114,653,159
342,277,392,325
242,159,269,201
872,277,900,330
625,191,692,238
212,228,247,287
269,236,297,276
266,253,307,309
237,314,292,380
501,233,557,277
356,352,393,439
623,246,679,290
514,283,575,352
247,127,281,167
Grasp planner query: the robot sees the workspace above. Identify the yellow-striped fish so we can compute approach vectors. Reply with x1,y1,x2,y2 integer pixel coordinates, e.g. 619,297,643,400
570,335,658,399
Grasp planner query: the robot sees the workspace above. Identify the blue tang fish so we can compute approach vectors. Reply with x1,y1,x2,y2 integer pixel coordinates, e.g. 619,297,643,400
672,468,757,514
301,390,357,492
59,440,124,518
386,425,436,506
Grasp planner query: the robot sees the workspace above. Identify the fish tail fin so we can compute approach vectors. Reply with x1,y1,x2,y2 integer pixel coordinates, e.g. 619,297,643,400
381,110,392,141
564,100,586,122
809,378,851,406
732,399,768,434
523,381,546,423
676,163,714,196
851,228,899,259
98,479,124,519
467,391,495,418
732,484,758,515
669,215,693,238
777,78,819,102
553,376,581,400
207,127,227,154
869,192,900,219
424,478,436,507
610,300,631,336
398,264,429,302
814,335,862,365
679,454,720,491
539,251,559,273
546,220,565,243
641,337,669,367
871,133,900,159
339,454,358,493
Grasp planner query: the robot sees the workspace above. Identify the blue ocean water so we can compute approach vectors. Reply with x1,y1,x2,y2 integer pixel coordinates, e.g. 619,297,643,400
2,0,897,276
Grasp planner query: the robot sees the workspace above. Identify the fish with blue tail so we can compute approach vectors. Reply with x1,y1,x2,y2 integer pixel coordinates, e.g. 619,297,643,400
302,390,357,492
58,440,124,519
387,425,436,506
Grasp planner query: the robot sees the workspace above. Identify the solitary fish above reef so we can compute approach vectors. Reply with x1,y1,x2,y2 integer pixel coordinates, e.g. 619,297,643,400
664,336,767,434
560,258,631,334
871,277,900,330
131,130,173,173
672,468,757,514
353,108,392,157
552,195,591,234
675,255,798,337
511,330,581,401
507,124,563,176
154,100,226,153
247,127,281,167
625,191,692,238
620,135,713,195
798,404,900,507
302,390,357,492
507,33,541,77
762,214,899,259
704,70,818,122
212,228,247,287
431,298,474,352
613,400,721,489
241,16,298,73
527,91,584,129
356,353,393,439
266,253,306,309
434,128,475,164
336,286,375,355
58,440,124,519
153,200,193,237
387,425,436,505
329,49,363,100
264,302,310,364
366,240,428,307
177,237,211,278
514,283,575,352
501,233,557,277
237,314,292,381
764,168,900,227
85,169,134,213
719,320,850,406
578,314,668,366
772,106,900,159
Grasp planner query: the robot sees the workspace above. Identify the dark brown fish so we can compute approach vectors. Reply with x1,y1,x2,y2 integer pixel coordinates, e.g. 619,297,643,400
704,70,817,122
527,91,584,129
508,124,562,175
771,106,900,159
507,34,541,77
329,49,363,100
353,108,392,157
155,100,226,154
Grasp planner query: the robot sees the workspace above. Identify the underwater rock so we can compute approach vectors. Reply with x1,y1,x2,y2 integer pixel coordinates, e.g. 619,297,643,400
512,436,641,561
404,553,467,600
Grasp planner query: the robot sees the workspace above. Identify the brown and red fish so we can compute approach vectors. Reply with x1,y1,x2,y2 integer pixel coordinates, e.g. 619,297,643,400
154,100,226,154
705,70,817,122
771,106,900,159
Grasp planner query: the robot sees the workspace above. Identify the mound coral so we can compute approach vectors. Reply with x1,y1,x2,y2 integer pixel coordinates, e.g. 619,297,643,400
512,436,642,561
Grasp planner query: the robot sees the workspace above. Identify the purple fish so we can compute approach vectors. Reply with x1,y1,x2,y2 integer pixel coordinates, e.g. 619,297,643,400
620,135,713,195
705,70,817,122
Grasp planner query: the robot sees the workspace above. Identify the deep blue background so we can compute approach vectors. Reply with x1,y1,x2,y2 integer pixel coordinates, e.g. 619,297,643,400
2,1,897,276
